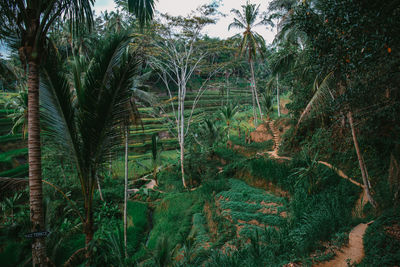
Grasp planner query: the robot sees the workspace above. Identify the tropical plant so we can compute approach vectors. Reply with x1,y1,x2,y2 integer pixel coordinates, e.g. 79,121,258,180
40,32,143,261
153,235,173,267
228,1,266,123
290,150,323,194
261,90,274,118
1,192,23,224
5,90,28,137
151,133,162,185
220,101,239,139
0,1,94,263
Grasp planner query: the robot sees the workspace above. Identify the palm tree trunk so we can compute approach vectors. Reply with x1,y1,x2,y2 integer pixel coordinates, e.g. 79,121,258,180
27,59,47,266
124,127,129,258
84,197,94,261
250,78,257,124
250,60,263,121
277,74,280,117
347,111,377,208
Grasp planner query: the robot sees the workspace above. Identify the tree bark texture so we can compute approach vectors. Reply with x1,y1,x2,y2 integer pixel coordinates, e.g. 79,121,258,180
28,60,47,266
84,197,94,262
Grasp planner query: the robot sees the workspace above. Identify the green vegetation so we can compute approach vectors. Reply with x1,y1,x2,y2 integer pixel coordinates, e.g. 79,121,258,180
0,0,399,266
361,208,400,266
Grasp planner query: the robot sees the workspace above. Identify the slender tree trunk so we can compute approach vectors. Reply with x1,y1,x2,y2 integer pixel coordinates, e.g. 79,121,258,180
96,175,104,201
250,78,257,124
124,127,129,258
27,59,47,266
180,92,186,188
84,197,94,262
277,74,280,117
109,154,112,178
347,111,377,208
250,60,263,121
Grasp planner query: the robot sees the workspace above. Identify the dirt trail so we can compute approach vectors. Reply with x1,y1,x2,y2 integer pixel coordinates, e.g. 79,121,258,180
264,120,363,189
314,222,372,267
262,120,371,266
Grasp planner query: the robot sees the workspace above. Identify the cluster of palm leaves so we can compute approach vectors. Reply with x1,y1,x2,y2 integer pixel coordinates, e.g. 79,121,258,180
220,101,239,139
40,31,143,253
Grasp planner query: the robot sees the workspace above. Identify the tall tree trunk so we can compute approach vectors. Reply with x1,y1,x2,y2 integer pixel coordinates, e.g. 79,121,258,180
250,60,263,121
277,74,280,117
28,59,47,266
347,111,377,208
124,127,129,258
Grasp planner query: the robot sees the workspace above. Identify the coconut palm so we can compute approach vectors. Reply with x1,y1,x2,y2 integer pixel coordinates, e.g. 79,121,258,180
40,32,143,261
1,1,155,263
228,1,266,124
0,2,94,264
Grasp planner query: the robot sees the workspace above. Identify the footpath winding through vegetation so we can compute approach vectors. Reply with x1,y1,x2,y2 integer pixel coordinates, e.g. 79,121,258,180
261,119,371,266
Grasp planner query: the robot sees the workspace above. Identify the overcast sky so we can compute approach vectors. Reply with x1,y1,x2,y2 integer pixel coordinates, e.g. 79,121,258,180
94,0,276,44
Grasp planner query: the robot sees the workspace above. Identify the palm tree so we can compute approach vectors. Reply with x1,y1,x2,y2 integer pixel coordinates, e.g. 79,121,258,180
295,72,378,208
220,102,239,140
228,1,266,124
1,1,155,264
0,2,93,264
40,32,143,261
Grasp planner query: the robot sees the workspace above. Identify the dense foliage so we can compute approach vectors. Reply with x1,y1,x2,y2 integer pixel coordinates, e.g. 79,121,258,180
0,0,399,266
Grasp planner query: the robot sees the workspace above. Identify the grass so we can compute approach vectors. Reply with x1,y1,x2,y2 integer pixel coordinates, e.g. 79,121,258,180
210,151,362,265
112,150,179,179
146,192,203,250
216,179,288,239
127,201,149,251
360,207,400,266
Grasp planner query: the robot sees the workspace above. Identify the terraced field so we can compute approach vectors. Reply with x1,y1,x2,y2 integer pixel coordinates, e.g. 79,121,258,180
213,179,288,249
0,88,253,177
128,88,253,159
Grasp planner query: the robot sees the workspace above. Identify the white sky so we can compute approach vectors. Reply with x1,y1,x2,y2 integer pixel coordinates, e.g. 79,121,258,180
94,0,276,44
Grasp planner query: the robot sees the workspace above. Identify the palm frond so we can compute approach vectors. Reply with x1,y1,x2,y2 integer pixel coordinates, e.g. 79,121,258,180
40,50,83,182
228,19,246,31
127,0,156,28
296,71,335,128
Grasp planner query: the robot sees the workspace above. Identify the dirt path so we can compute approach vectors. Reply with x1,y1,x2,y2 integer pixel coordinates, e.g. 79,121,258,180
263,120,371,266
314,222,373,267
264,120,363,189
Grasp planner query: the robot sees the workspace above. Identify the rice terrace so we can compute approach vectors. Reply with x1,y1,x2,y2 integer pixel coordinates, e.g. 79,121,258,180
0,0,399,266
